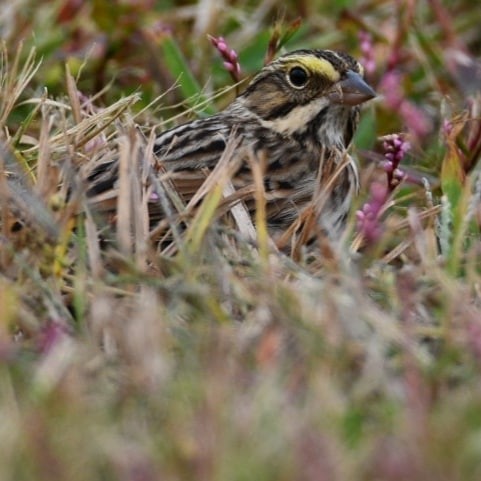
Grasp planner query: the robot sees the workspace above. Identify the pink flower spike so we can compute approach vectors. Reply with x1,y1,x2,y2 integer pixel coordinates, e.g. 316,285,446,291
371,182,388,202
382,134,410,192
393,168,405,180
358,31,376,75
383,160,394,172
356,181,388,245
362,203,372,214
209,34,241,82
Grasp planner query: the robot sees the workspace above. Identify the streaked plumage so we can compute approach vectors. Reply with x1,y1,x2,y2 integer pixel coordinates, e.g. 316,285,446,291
88,49,375,244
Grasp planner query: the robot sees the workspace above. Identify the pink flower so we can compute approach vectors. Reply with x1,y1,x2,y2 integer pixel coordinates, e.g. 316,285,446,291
382,134,410,191
379,72,432,138
359,31,376,75
356,182,388,244
208,35,241,82
356,134,411,245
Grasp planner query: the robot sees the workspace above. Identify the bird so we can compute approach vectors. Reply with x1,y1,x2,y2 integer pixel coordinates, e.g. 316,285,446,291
87,49,376,248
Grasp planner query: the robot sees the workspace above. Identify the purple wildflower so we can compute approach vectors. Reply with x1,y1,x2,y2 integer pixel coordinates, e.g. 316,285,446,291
379,70,404,110
359,31,376,75
399,101,431,139
356,134,410,244
382,134,410,191
379,71,432,139
208,35,241,82
356,182,388,244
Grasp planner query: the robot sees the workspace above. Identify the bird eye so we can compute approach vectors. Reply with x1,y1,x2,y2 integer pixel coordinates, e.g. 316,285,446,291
288,66,308,88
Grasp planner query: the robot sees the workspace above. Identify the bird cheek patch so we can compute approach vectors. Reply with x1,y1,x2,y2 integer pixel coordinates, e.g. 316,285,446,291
244,79,291,119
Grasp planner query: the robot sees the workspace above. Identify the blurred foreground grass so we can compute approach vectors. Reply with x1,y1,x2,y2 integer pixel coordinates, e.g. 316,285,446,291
2,1,481,479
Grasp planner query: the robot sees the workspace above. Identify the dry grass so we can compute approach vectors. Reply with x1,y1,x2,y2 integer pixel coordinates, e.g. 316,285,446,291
2,1,481,479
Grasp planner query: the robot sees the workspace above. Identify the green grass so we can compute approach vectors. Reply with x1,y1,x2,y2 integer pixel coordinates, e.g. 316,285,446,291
2,1,481,479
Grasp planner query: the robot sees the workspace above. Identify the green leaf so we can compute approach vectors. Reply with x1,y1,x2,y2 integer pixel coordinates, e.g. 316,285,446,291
441,149,464,208
440,143,468,275
354,108,377,150
159,35,215,115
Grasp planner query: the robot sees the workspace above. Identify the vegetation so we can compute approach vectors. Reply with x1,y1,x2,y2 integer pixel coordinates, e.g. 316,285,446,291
1,1,481,479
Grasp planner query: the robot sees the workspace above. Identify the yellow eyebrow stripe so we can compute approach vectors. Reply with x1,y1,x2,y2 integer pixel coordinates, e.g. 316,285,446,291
287,57,340,82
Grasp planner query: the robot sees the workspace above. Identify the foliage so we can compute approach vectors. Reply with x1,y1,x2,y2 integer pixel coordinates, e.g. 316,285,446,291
1,0,481,479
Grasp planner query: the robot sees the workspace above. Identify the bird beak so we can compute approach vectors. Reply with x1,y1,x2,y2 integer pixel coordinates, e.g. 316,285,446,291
328,70,376,106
